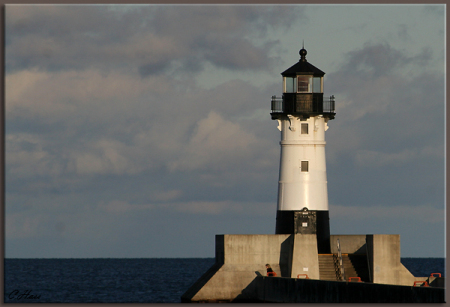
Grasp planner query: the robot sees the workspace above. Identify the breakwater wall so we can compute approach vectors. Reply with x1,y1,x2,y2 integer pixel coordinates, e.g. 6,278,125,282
239,276,445,303
182,234,444,303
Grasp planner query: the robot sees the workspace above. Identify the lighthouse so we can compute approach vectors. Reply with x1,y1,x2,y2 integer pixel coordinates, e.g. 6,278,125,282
271,47,335,253
182,47,429,303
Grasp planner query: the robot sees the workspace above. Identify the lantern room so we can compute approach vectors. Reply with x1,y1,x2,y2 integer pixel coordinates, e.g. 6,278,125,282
271,48,335,120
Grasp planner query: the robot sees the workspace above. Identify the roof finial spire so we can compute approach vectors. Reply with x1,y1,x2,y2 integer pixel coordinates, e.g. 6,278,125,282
299,41,307,62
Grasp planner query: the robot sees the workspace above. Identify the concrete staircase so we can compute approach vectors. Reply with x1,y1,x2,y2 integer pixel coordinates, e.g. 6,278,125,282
319,254,370,282
318,254,339,281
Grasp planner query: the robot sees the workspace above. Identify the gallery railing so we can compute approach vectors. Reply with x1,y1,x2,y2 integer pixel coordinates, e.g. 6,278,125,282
271,95,335,114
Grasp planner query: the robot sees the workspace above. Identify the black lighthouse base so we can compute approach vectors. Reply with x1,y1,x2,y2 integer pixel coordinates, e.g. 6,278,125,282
275,208,330,254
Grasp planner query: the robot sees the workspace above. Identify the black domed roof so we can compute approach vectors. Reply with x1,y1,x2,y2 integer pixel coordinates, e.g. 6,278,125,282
281,48,325,77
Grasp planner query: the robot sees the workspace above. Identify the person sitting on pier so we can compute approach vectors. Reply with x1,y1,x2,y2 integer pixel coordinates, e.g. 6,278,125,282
266,264,277,277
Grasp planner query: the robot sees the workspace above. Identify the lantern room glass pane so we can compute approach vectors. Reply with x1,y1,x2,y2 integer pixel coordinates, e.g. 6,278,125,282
312,77,322,93
297,76,311,93
285,77,296,93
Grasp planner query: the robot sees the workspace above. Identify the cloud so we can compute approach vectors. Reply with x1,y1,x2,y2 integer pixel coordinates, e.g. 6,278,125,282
97,198,274,216
326,42,444,150
98,200,144,213
162,200,273,216
330,203,444,224
6,69,172,129
355,146,443,168
5,68,175,178
6,133,63,178
6,213,46,239
164,200,243,215
323,42,444,212
168,111,262,172
6,65,279,180
6,5,301,75
72,139,136,175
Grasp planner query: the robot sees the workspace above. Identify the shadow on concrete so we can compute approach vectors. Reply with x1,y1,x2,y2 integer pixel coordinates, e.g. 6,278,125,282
180,262,223,303
353,243,367,254
279,234,293,277
233,277,260,303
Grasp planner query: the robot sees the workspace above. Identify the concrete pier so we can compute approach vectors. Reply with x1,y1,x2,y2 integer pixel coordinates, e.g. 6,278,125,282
330,234,417,286
181,233,443,303
182,234,305,302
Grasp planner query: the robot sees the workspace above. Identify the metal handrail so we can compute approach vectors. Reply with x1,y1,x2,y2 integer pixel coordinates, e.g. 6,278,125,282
348,277,362,282
271,96,283,113
414,281,429,287
271,95,335,113
337,239,346,281
430,273,442,278
324,95,335,113
333,254,342,280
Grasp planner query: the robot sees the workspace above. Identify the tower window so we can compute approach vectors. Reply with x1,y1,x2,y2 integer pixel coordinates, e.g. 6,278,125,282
301,161,309,172
301,123,308,134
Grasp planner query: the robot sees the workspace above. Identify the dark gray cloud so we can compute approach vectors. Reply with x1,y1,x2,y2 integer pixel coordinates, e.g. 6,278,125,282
5,66,280,215
325,43,444,209
6,5,302,75
332,43,430,79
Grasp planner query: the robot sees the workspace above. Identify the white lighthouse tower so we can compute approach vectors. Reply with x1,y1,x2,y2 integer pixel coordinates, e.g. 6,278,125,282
271,47,335,253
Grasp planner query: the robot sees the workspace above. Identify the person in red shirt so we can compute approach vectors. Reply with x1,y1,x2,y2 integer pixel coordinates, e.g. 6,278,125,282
266,264,277,277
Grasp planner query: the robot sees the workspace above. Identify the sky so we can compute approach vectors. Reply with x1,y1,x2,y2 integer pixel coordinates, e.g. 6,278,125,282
5,4,446,258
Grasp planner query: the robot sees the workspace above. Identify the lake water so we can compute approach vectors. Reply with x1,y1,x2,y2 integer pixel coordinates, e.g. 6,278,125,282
4,258,444,303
